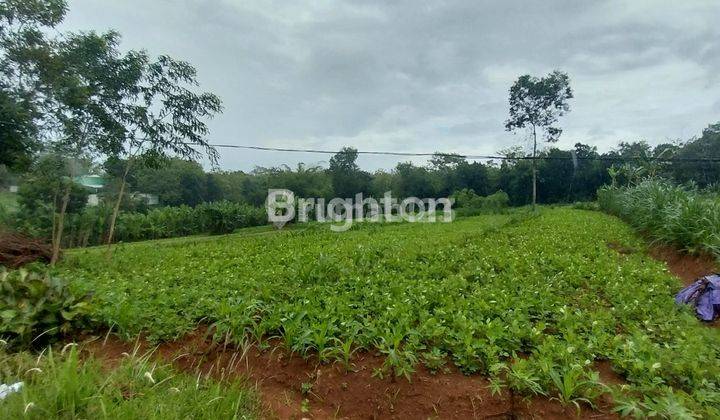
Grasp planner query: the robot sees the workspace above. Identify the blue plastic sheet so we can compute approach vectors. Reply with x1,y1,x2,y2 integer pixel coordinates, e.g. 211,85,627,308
675,274,720,321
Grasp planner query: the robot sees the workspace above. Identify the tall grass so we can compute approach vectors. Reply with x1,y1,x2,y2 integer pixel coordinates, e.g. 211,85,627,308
598,179,720,259
0,343,259,419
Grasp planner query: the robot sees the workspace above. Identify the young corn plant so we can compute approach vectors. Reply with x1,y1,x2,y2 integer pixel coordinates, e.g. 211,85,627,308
330,337,361,372
548,367,602,412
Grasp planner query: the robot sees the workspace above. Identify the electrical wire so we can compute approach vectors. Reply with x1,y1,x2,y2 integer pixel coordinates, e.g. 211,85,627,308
190,143,720,163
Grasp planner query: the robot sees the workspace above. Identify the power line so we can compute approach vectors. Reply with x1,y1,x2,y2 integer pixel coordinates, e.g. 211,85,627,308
194,143,720,163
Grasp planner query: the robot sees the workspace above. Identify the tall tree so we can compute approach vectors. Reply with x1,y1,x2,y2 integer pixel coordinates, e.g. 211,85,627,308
102,53,222,246
1,2,136,262
671,123,720,187
0,0,67,170
328,147,371,198
505,70,573,210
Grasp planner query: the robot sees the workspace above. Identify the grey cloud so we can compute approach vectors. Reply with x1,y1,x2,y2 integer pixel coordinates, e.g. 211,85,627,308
61,0,720,171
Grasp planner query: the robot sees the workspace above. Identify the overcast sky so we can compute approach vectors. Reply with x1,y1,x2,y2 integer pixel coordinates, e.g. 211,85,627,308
61,0,720,171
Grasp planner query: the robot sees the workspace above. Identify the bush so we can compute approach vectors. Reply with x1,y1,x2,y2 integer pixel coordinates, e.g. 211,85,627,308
197,201,266,234
8,200,268,248
598,179,720,259
0,267,92,349
451,189,510,217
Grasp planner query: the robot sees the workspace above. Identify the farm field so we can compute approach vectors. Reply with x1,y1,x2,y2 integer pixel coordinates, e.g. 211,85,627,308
58,208,720,417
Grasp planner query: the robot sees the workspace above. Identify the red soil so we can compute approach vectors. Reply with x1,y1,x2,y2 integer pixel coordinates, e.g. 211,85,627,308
82,329,619,419
647,245,718,286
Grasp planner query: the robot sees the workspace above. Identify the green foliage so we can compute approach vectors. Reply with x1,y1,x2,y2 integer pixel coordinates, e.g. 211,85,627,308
0,344,259,419
12,200,267,247
113,201,266,241
130,158,209,207
0,191,18,228
671,123,720,188
0,267,91,348
505,70,573,142
451,189,509,216
58,208,720,417
598,179,720,259
328,147,371,198
196,201,266,235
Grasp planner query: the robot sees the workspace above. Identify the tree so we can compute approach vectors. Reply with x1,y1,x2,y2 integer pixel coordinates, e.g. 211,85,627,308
671,123,720,187
16,153,89,250
0,0,67,171
429,153,466,197
429,153,465,170
505,70,573,210
328,147,371,198
134,158,208,207
0,89,37,171
454,161,491,197
99,52,222,245
2,3,139,262
395,162,436,198
3,1,221,254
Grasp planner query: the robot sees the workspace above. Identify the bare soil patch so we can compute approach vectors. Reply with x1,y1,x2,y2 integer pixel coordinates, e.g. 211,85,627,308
81,329,618,419
647,245,718,286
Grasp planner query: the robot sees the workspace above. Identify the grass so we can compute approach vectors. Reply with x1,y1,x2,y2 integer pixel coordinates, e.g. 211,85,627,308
0,342,259,419
56,208,720,417
599,179,720,260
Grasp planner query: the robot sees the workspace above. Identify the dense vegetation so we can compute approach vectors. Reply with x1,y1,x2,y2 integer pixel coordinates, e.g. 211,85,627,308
599,180,720,260
57,208,720,417
5,127,720,248
11,200,266,247
0,268,92,349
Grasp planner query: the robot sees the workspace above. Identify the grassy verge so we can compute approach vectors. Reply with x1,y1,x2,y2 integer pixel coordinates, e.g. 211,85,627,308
0,343,259,419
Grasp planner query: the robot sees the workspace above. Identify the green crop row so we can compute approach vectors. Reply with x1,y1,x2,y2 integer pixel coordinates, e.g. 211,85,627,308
598,180,720,260
58,209,720,417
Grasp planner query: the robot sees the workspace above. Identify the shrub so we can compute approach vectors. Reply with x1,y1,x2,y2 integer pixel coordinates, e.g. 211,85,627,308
452,189,510,217
0,267,92,349
8,200,268,248
197,201,266,234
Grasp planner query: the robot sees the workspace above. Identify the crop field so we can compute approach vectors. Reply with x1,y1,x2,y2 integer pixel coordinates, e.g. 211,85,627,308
58,208,720,417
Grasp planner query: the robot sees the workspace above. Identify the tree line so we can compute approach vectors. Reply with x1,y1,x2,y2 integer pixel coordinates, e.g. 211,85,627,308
92,123,720,211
